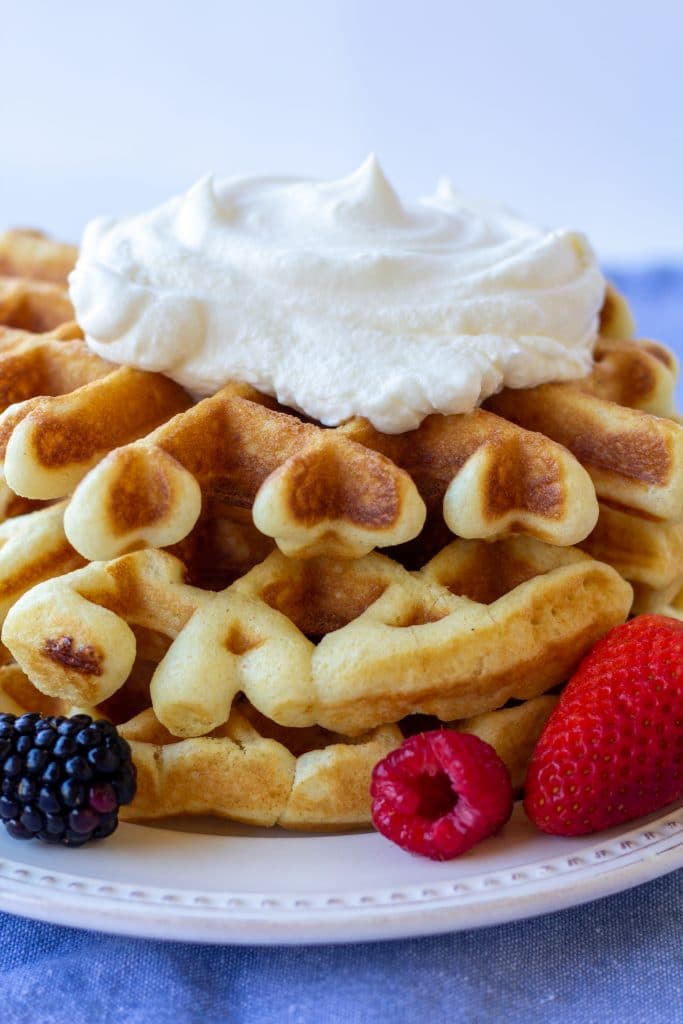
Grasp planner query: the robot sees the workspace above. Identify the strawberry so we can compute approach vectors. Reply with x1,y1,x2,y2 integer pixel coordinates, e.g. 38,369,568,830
524,614,683,836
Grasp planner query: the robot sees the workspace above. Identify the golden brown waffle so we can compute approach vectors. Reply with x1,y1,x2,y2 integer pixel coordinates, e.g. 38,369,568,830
63,382,429,560
2,229,672,565
0,230,77,284
339,407,598,546
26,331,683,565
0,328,191,501
486,337,683,521
579,504,683,594
599,283,637,340
631,580,683,619
0,228,604,558
2,537,631,736
119,706,401,829
0,230,77,332
0,503,85,629
0,663,555,827
60,381,601,563
0,229,672,833
119,694,558,826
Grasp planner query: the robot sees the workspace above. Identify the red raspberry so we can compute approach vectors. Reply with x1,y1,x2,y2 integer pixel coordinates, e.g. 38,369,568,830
525,614,683,836
370,730,513,860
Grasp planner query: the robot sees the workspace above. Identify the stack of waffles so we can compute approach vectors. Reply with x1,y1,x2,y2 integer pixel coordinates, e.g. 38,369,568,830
0,228,680,830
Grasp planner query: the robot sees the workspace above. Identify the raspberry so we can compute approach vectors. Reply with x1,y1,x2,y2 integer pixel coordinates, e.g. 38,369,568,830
0,712,136,846
370,730,513,860
525,614,683,836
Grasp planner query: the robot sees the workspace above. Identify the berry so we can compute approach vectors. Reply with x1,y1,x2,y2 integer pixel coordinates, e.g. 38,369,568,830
370,730,513,860
0,796,18,819
53,736,76,758
34,729,56,750
3,755,23,778
37,788,61,814
0,713,136,847
25,748,48,774
525,615,683,836
15,714,40,734
89,783,118,814
16,778,36,802
6,820,33,840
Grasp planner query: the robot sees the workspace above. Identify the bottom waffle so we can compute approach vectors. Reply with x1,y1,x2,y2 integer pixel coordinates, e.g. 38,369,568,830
0,664,556,829
631,581,683,620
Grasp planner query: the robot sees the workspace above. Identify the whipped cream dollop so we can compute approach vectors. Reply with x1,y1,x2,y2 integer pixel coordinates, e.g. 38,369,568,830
70,156,605,432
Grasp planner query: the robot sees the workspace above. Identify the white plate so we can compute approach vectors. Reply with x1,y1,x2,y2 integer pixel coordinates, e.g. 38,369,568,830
0,801,682,944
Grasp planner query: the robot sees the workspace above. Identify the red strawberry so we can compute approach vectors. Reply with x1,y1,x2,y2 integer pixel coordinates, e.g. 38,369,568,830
525,614,683,836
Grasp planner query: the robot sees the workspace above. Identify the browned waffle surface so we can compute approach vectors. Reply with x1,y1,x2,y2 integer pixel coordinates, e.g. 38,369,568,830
0,327,191,501
63,382,428,561
0,230,77,283
1,537,632,737
486,339,683,521
0,230,77,332
0,664,556,828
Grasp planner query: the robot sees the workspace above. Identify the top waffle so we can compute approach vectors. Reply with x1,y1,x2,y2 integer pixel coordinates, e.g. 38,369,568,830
1,230,682,568
487,335,683,521
0,230,602,560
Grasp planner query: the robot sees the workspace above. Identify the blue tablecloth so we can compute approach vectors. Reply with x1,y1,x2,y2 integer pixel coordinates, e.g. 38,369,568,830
1,266,682,1024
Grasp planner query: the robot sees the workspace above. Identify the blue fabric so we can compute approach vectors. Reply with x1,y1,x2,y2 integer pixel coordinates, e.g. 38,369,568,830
1,266,682,1023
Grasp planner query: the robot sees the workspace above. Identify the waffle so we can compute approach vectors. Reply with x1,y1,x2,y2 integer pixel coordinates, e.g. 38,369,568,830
56,381,602,558
486,337,683,521
0,229,77,284
0,502,85,630
0,233,606,559
599,283,637,340
0,663,555,827
0,328,191,502
631,580,683,619
0,230,77,332
13,332,683,567
2,537,631,736
63,382,429,561
99,695,559,826
0,227,675,834
4,233,680,565
579,504,683,594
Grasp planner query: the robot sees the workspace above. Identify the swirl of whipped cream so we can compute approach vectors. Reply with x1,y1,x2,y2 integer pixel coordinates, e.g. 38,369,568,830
70,155,605,433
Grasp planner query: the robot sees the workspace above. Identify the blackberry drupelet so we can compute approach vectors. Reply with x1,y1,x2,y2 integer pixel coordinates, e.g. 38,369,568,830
0,713,136,846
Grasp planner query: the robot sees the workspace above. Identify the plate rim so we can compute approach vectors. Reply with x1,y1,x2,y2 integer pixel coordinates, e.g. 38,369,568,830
0,803,681,945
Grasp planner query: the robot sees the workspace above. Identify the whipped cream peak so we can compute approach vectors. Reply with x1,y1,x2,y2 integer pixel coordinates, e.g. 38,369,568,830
313,153,409,228
70,158,606,432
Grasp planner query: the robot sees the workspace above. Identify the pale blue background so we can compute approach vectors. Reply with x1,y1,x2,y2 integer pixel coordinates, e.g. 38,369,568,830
1,4,682,1021
1,0,681,261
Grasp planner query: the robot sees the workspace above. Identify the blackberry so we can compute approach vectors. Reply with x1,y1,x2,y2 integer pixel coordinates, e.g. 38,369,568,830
0,712,136,847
